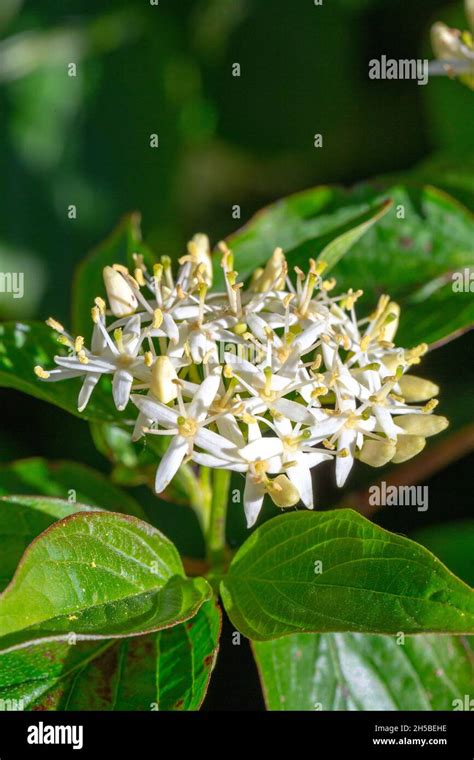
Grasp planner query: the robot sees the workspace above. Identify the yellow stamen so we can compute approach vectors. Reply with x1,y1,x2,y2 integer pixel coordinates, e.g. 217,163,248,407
113,328,124,352
94,296,106,313
134,268,145,287
311,386,328,399
46,317,64,333
422,399,439,413
152,309,163,329
57,335,73,348
34,365,50,379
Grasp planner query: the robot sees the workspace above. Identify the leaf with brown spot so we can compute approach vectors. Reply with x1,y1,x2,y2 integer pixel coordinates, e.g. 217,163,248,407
0,600,221,711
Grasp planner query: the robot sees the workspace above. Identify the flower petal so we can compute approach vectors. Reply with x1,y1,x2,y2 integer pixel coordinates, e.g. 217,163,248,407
216,413,246,448
189,370,221,421
131,394,179,427
243,476,265,528
273,398,314,424
192,452,247,471
78,373,101,412
195,426,241,459
335,429,355,487
286,455,314,509
239,437,284,462
155,436,188,493
112,369,134,411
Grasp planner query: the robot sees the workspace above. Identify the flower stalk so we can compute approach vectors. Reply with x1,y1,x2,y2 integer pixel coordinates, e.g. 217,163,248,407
206,468,231,569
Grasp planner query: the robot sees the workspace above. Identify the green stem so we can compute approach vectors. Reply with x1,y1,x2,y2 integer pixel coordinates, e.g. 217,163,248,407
175,463,212,535
206,469,231,569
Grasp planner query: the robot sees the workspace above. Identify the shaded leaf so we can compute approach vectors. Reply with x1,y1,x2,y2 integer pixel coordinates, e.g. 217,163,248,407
253,632,473,710
411,520,474,587
0,459,146,519
0,599,221,711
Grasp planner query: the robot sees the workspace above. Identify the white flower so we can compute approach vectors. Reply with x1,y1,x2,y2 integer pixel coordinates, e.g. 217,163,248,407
36,310,148,411
131,369,225,492
245,416,332,509
308,405,376,487
193,420,298,527
223,352,315,423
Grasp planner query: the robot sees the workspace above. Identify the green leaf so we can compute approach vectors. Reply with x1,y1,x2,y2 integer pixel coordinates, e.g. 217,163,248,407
253,632,473,711
0,458,146,519
0,599,221,710
218,183,474,347
220,509,474,640
394,151,474,211
72,213,155,339
0,496,99,593
153,597,221,710
0,511,211,652
315,198,392,271
0,321,122,422
411,520,474,587
397,282,474,349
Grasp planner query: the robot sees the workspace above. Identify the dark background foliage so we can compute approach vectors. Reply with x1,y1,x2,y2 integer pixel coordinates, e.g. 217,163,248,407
0,0,473,708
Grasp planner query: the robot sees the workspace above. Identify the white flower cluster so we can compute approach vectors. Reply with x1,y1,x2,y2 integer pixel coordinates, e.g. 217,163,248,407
36,234,448,527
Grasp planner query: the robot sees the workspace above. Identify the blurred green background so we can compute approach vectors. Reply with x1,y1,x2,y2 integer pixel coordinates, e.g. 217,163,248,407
1,0,473,325
0,0,473,708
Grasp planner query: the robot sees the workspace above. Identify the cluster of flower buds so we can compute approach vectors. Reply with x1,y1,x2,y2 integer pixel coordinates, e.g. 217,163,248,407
36,234,448,527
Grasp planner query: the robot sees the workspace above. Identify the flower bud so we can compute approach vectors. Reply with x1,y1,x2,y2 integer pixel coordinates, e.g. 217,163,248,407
103,266,138,317
398,375,439,402
267,474,300,508
377,301,400,342
358,439,396,467
393,414,448,437
391,435,426,464
151,356,178,403
188,233,213,286
249,267,264,291
254,248,286,292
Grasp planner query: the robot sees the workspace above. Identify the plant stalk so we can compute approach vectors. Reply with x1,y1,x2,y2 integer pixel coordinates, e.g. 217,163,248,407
206,469,231,569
